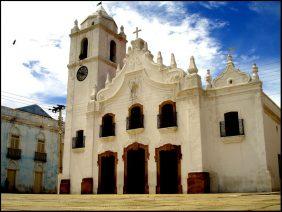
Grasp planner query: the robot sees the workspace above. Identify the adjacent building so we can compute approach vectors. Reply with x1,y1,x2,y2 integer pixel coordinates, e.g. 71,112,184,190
1,104,60,193
60,6,281,194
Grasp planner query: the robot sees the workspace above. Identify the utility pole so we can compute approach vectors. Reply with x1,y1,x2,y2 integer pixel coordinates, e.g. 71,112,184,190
49,104,65,174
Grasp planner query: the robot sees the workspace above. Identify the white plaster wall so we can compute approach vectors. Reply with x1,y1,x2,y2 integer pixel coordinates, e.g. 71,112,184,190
262,95,281,191
202,87,272,192
62,21,126,193
89,72,204,194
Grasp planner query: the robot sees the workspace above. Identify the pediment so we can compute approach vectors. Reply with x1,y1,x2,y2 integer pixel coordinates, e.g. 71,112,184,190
96,38,185,102
212,63,251,88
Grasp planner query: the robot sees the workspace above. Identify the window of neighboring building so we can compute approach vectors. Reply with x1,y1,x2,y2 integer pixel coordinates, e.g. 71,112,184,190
100,114,115,137
10,135,20,149
127,104,144,130
37,139,45,153
158,101,177,128
110,40,116,63
79,38,88,60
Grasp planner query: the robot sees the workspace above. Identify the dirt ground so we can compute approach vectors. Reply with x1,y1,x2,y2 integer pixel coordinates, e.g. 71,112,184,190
1,192,280,211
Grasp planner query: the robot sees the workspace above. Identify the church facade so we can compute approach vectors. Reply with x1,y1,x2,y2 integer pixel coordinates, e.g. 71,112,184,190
60,6,281,194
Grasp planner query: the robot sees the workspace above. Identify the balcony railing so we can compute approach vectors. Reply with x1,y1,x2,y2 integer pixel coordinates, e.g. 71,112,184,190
72,136,85,148
99,123,115,137
6,148,21,160
220,119,244,137
157,112,177,128
126,115,144,130
34,152,47,162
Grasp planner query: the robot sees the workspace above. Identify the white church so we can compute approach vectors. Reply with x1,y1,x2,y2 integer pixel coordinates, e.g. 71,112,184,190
59,5,281,194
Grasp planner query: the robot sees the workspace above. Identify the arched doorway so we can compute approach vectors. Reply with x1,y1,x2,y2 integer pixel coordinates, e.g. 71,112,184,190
97,151,117,194
155,144,182,194
123,142,149,194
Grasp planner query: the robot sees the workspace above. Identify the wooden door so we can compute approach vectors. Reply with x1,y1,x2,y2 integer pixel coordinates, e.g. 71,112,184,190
34,171,43,193
7,169,16,192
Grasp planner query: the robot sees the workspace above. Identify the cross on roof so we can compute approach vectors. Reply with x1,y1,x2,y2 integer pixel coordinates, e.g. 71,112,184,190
133,27,141,39
228,47,235,55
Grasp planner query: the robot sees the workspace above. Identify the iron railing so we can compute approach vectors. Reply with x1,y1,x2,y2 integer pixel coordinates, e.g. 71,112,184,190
72,136,85,148
126,114,144,130
220,119,244,137
99,123,115,137
34,152,47,162
157,112,177,128
6,148,21,160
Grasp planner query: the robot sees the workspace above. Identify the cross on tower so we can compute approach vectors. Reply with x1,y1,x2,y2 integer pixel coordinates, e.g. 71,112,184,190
133,27,141,39
227,47,235,55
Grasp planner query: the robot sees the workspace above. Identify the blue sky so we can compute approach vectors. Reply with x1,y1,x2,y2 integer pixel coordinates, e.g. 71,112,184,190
1,1,280,119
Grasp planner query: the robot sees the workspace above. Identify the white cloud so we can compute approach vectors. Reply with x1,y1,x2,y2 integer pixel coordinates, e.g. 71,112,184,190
1,1,280,118
200,1,227,10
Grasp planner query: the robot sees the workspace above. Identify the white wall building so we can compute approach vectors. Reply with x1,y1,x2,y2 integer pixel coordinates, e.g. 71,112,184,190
59,6,281,194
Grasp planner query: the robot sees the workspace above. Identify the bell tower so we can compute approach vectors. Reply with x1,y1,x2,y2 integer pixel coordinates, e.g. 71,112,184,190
61,5,127,192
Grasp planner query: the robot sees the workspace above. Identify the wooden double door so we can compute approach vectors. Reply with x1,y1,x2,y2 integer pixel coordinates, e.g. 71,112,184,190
7,169,16,192
98,151,117,194
34,171,43,193
123,142,149,194
155,144,182,194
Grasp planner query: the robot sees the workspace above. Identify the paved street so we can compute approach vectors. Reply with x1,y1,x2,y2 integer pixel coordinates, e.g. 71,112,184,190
1,192,280,211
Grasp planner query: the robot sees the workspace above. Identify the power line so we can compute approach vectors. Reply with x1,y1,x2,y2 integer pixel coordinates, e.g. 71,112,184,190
1,91,66,109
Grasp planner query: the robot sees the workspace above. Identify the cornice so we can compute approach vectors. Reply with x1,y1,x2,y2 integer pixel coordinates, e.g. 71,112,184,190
67,55,118,69
70,23,127,43
1,115,59,133
263,104,281,125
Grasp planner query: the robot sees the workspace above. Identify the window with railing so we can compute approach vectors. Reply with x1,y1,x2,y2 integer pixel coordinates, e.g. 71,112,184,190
157,101,177,128
220,112,244,137
34,139,47,162
100,114,115,137
72,130,85,148
126,104,144,130
7,134,21,160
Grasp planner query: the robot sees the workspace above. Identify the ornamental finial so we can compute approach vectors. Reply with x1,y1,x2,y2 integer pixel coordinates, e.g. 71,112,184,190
206,69,212,89
188,56,198,74
170,53,177,68
157,51,163,65
252,63,259,81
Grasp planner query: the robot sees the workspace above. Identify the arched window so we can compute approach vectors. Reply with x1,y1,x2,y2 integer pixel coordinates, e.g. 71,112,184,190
110,40,116,63
127,104,144,130
79,38,88,60
9,127,20,149
36,133,45,153
158,101,177,128
34,133,47,162
220,111,244,137
7,127,21,160
100,114,115,137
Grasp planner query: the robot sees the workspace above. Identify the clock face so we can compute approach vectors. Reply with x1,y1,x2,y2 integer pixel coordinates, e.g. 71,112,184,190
76,66,88,81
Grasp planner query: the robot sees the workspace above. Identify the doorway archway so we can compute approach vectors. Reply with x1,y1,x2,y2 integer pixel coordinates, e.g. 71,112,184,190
155,144,182,194
97,151,118,194
123,142,149,194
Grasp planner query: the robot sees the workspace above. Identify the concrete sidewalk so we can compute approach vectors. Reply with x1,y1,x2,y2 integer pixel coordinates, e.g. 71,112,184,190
1,192,280,211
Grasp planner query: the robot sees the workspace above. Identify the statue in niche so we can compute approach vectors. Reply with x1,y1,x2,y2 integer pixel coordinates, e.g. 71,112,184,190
128,79,139,99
